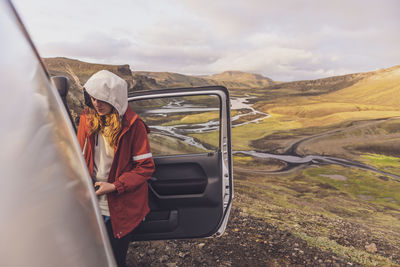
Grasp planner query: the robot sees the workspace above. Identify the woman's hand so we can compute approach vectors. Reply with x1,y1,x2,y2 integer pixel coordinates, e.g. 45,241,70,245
94,182,116,196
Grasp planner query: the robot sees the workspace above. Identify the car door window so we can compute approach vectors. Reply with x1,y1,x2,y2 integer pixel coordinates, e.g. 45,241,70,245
129,95,220,156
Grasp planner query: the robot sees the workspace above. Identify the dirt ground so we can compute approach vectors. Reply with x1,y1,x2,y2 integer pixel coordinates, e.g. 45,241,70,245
126,205,362,267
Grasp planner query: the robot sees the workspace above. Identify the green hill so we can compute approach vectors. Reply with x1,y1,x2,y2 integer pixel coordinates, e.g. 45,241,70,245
205,70,275,88
134,70,275,90
134,71,214,88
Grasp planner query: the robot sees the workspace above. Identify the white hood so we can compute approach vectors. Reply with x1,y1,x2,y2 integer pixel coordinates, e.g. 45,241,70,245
84,70,128,116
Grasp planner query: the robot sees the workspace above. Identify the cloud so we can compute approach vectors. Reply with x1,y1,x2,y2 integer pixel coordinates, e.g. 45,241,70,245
179,0,400,33
38,31,221,72
206,46,321,81
142,0,400,79
15,0,400,81
39,33,132,62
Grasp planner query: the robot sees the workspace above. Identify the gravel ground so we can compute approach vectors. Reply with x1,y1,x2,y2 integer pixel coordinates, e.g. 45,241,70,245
126,207,362,267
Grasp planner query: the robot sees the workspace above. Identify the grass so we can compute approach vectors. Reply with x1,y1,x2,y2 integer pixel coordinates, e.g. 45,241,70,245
163,111,220,126
318,69,400,107
229,79,400,263
296,233,393,266
267,102,393,118
161,110,240,126
146,96,400,161
233,158,400,265
304,165,400,210
360,153,400,176
190,131,220,148
148,133,210,156
303,110,400,128
152,94,399,153
230,114,302,150
264,102,400,129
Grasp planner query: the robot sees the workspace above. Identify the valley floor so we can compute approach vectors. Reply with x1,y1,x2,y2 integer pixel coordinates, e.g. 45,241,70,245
126,190,399,266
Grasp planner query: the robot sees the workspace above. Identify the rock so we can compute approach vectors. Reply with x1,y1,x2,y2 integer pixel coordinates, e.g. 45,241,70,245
221,261,232,266
365,243,377,253
182,243,191,251
195,256,205,263
151,240,165,248
159,255,169,263
178,252,188,258
165,263,177,267
198,243,206,249
147,249,155,255
205,258,214,265
239,211,249,217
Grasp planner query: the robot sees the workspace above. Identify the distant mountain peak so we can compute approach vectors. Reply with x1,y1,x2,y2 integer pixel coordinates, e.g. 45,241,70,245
210,70,271,79
205,70,275,87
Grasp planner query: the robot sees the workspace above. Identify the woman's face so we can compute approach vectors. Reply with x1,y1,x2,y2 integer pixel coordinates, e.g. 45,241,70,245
91,96,113,116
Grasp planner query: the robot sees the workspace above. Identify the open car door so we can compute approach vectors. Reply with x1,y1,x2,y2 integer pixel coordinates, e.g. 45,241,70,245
128,87,233,240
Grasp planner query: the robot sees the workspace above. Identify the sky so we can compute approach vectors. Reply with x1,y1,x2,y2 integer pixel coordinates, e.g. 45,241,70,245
12,0,400,81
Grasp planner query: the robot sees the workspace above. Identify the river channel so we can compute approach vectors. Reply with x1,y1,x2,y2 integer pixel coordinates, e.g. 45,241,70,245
146,97,400,180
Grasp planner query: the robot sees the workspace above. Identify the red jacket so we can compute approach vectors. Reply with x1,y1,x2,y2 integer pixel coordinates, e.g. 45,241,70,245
77,107,155,238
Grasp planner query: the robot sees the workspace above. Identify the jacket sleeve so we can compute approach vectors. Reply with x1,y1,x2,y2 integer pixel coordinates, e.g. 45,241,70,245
113,119,155,194
76,113,87,150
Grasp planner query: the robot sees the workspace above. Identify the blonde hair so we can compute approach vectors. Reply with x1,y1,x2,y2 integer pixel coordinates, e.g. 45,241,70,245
86,107,122,147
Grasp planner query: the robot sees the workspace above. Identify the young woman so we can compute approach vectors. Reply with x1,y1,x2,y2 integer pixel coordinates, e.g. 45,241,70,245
77,70,155,267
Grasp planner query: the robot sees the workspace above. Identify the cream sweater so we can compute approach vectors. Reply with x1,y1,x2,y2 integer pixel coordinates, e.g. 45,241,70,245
94,133,114,216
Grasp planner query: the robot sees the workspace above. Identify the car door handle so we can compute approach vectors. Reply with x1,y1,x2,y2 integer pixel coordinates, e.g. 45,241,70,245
148,176,206,199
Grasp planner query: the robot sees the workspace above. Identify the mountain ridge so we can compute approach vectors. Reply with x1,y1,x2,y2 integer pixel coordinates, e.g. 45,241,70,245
44,57,400,93
43,57,400,121
205,70,275,87
134,70,275,89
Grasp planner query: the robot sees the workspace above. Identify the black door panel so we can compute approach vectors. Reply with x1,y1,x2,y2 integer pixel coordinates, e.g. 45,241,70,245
151,159,209,196
132,153,223,240
133,210,179,234
133,208,222,239
151,153,218,198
